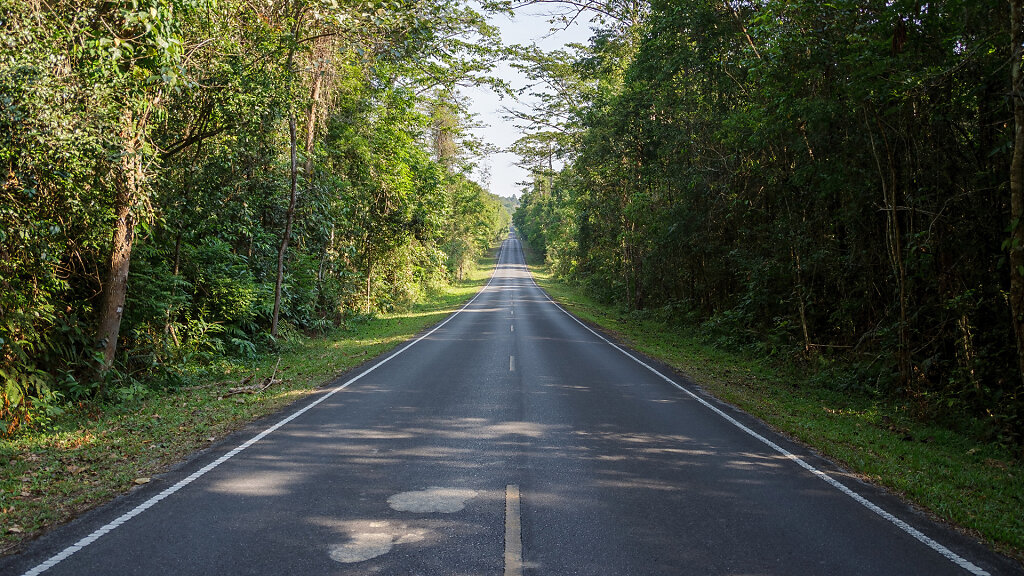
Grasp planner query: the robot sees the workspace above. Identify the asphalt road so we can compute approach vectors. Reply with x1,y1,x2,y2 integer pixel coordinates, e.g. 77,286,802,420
3,233,1021,576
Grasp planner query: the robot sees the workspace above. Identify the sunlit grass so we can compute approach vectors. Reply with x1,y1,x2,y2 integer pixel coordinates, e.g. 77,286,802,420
526,250,1024,562
0,246,499,556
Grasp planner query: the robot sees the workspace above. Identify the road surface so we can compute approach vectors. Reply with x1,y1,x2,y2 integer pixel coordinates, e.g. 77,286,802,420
2,233,1020,575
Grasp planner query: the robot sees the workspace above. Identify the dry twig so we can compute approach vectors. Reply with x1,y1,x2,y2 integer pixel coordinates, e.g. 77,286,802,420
222,358,282,397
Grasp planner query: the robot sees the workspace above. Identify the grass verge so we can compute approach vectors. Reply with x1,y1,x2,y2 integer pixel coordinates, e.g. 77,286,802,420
0,247,499,556
526,252,1024,562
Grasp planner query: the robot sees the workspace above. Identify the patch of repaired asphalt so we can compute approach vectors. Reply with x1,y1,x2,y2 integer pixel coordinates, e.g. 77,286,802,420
328,521,427,563
387,487,478,513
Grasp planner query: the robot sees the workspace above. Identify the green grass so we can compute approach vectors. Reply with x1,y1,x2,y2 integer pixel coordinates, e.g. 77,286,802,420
0,248,498,556
527,255,1024,562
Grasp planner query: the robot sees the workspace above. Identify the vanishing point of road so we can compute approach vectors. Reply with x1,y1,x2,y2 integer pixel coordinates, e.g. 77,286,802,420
2,233,1021,575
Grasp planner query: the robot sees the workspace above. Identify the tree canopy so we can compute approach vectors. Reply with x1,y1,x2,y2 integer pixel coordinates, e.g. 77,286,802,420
0,0,510,433
512,0,1023,443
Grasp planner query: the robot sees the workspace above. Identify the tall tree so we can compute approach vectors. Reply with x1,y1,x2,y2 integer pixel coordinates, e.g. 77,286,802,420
76,1,187,374
1010,0,1024,388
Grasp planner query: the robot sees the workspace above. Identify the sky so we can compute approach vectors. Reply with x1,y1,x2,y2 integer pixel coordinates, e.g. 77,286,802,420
464,5,595,198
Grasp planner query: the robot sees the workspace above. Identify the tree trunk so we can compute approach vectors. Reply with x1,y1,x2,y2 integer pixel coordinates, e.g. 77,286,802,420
304,62,323,178
167,231,182,347
365,262,373,315
172,232,181,276
547,145,554,196
318,225,333,284
864,111,910,385
96,188,136,371
96,110,146,377
889,155,910,387
792,246,811,354
876,116,911,387
1010,0,1024,387
272,114,298,337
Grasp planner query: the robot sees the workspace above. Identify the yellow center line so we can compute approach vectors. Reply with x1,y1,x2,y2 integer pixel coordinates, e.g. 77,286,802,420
505,484,523,576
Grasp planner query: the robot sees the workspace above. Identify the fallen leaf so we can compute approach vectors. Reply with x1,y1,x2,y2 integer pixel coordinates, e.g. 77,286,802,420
66,465,85,474
8,526,23,534
134,477,151,485
206,437,215,442
20,491,30,497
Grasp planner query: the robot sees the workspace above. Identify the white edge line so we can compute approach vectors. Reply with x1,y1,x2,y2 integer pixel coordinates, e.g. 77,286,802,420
21,240,509,576
516,241,989,576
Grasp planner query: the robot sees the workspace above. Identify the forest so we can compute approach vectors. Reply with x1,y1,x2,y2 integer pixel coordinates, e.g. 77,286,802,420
5,0,1024,449
0,0,511,434
511,0,1024,444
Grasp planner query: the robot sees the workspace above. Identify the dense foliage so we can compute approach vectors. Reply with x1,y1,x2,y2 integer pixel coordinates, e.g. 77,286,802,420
0,0,509,434
513,0,1023,443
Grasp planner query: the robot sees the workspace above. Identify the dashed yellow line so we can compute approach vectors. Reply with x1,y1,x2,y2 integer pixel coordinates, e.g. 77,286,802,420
505,484,523,576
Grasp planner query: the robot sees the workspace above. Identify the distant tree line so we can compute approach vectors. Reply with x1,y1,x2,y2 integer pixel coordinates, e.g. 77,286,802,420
512,0,1023,443
0,0,509,433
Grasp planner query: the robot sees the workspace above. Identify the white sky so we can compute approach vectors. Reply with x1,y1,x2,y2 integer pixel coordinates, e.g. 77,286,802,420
465,5,595,198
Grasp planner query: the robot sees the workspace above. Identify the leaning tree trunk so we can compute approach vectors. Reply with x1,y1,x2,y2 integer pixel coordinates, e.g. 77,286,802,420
272,115,299,337
1010,0,1024,387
